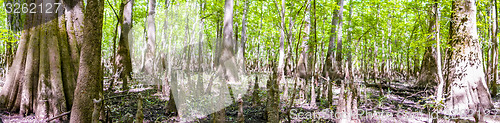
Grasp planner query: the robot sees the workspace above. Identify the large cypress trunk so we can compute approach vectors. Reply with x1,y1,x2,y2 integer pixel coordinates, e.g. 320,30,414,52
0,0,79,121
445,0,493,120
417,47,438,87
64,0,84,72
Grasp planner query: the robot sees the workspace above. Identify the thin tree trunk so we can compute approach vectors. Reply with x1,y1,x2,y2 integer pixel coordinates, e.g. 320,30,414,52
335,0,344,76
325,0,338,108
267,67,279,122
277,0,286,102
283,7,295,102
309,0,318,107
347,0,353,82
386,1,392,80
116,0,134,91
296,0,311,102
213,0,236,122
490,0,498,97
5,0,22,69
144,0,157,75
234,1,239,54
239,0,248,73
285,13,295,76
435,0,446,102
237,0,248,122
70,0,105,122
374,5,381,95
162,0,171,97
196,0,205,98
335,0,360,123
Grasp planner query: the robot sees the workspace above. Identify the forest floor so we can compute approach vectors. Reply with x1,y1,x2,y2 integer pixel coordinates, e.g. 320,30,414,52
2,75,500,122
98,77,500,123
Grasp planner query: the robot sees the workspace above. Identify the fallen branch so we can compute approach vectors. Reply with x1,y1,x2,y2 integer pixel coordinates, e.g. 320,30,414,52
44,111,71,122
400,90,428,104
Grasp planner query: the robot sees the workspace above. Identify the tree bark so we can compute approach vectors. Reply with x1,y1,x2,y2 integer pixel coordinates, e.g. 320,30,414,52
325,1,338,107
335,0,344,74
490,0,498,97
277,0,286,102
267,68,279,122
236,0,247,121
5,0,22,69
143,0,157,75
417,3,441,87
238,0,248,73
0,1,79,121
347,0,353,84
115,0,134,91
213,0,236,122
166,71,177,115
308,0,317,107
64,0,84,73
417,47,438,87
70,0,104,122
196,0,205,98
162,0,171,97
335,0,360,123
296,0,311,102
434,0,446,102
445,0,494,121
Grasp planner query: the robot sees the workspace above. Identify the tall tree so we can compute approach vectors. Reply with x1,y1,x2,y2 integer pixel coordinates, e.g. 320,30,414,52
70,0,105,122
238,0,248,73
196,0,206,98
115,0,135,91
308,0,318,107
5,0,22,69
0,0,79,120
325,0,338,107
416,0,441,87
236,0,247,121
277,0,286,100
143,0,157,75
268,0,286,122
296,0,311,102
434,0,446,103
445,0,493,121
335,0,344,76
489,0,498,97
213,0,237,122
335,0,360,122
